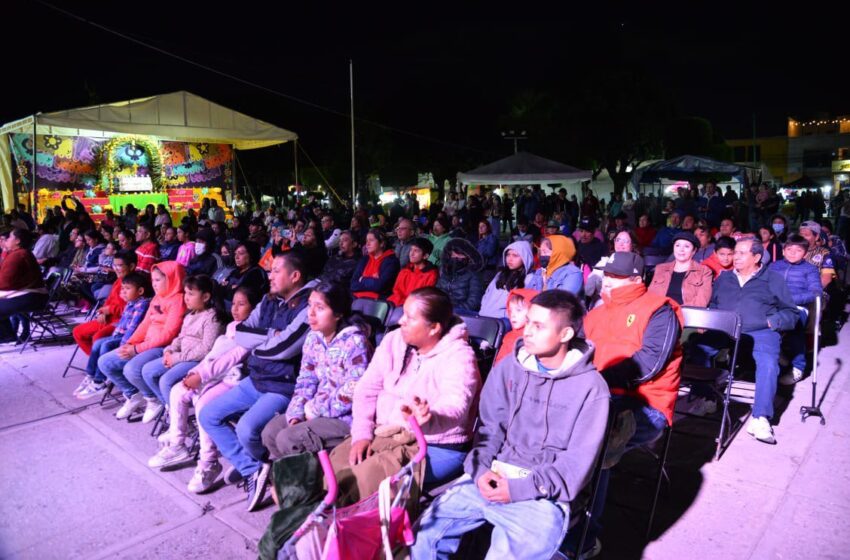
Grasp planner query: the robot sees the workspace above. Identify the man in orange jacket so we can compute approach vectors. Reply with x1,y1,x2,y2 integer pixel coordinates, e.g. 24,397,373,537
565,252,683,558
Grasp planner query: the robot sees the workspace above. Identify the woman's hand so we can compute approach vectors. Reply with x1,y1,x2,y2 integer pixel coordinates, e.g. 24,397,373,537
162,350,173,368
402,396,432,426
117,344,136,360
348,439,373,466
182,371,201,390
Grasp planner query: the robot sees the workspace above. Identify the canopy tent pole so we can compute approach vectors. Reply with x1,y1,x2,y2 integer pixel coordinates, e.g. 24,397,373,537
293,138,299,186
31,114,37,221
349,60,356,204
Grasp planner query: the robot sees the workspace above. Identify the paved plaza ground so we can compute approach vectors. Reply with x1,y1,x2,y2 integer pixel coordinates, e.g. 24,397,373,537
1,317,848,559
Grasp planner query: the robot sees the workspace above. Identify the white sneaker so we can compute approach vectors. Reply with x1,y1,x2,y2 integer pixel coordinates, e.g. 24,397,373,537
147,443,192,469
77,381,106,400
746,416,776,444
188,462,222,494
116,393,145,420
73,377,92,397
142,398,164,424
779,367,804,386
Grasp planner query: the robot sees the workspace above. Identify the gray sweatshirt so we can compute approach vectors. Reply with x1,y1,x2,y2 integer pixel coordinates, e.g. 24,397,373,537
464,338,610,505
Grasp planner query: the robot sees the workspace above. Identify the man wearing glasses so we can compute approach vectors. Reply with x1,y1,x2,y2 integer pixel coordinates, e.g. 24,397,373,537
393,218,417,267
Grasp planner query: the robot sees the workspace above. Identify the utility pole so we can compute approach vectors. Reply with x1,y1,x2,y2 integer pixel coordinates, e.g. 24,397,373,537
350,60,356,204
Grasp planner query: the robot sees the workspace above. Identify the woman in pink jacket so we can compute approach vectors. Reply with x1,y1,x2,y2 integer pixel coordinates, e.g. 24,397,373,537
345,286,481,486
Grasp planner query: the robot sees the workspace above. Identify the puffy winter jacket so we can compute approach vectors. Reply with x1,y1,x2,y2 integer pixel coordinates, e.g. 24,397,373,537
768,259,822,306
436,238,484,313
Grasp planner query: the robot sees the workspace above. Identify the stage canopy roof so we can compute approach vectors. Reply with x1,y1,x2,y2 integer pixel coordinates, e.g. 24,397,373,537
458,151,592,185
630,154,753,190
1,91,298,209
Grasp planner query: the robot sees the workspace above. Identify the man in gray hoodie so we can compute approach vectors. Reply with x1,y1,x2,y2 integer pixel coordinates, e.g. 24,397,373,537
410,290,610,560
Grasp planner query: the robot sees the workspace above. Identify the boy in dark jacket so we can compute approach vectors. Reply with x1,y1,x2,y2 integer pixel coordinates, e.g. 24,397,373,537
410,290,609,560
769,234,822,385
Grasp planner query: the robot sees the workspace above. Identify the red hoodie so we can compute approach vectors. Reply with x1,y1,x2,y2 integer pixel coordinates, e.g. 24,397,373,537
127,261,186,353
387,262,439,307
494,287,540,365
702,252,733,278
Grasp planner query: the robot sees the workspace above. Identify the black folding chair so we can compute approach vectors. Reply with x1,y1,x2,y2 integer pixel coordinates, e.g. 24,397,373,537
61,299,107,378
352,298,392,345
378,304,404,346
679,306,744,459
18,272,73,353
458,314,504,377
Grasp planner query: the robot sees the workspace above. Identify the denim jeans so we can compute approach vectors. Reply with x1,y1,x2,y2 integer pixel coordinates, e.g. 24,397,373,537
98,347,163,398
689,328,781,419
198,376,291,477
122,347,165,399
141,359,198,404
425,444,469,486
410,474,570,560
87,334,123,383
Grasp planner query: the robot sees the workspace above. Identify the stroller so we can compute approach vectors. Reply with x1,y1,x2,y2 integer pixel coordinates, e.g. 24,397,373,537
280,416,427,560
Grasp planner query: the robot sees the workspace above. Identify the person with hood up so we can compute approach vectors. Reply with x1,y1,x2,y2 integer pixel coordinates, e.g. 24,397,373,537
410,290,609,560
387,237,439,307
525,234,583,294
98,260,187,421
350,228,401,299
435,237,484,314
493,288,539,364
479,240,534,321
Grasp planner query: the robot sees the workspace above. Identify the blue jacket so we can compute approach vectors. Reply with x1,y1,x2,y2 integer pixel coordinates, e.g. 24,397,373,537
235,279,318,395
710,266,798,333
477,234,500,268
768,259,821,306
526,262,583,295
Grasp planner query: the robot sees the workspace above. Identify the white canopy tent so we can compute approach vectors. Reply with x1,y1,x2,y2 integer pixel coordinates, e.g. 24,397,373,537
0,90,298,210
457,151,591,186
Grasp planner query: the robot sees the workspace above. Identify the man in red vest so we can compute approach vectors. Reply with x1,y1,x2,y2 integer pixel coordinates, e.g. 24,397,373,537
567,252,682,558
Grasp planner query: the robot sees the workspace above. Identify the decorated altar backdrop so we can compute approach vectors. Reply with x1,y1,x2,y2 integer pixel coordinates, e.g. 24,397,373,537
9,133,233,192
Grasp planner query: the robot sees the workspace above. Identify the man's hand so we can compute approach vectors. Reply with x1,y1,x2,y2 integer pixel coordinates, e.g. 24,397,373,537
477,471,511,503
116,344,136,360
348,439,373,466
182,371,201,390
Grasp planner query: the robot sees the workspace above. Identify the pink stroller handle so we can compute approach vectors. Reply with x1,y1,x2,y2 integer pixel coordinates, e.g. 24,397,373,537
407,415,427,464
319,449,338,506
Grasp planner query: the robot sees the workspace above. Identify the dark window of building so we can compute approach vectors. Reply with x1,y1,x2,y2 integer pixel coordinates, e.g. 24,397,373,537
803,150,832,169
733,146,747,161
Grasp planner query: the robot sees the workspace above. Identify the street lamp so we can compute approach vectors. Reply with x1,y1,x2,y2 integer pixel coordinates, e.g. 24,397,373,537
501,130,528,154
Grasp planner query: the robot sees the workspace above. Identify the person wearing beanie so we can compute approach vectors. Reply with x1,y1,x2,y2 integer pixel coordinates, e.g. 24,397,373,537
648,231,713,307
526,234,583,294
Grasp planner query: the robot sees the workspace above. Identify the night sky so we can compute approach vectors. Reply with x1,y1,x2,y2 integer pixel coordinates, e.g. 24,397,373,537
5,1,847,188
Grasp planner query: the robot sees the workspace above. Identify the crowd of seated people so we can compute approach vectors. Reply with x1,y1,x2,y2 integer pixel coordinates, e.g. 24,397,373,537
0,182,846,559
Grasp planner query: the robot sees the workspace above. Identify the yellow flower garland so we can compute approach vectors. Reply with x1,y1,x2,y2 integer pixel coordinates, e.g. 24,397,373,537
99,135,163,194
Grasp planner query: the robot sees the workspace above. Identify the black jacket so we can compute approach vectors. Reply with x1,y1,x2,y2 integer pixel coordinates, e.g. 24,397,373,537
436,238,484,313
320,253,360,288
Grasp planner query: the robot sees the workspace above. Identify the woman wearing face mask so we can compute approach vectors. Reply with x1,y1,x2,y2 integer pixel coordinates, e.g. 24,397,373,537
770,214,789,243
185,229,218,277
435,237,484,314
213,242,238,283
525,234,583,294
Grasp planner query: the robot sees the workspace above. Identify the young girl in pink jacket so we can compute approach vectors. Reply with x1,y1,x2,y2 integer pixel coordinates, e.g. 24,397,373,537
146,285,262,493
344,287,481,487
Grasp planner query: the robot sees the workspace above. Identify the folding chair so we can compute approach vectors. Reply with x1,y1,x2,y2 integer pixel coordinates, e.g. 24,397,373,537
679,306,744,459
352,298,392,345
378,305,404,346
800,296,824,424
642,254,668,284
18,272,74,353
61,299,108,378
458,314,504,377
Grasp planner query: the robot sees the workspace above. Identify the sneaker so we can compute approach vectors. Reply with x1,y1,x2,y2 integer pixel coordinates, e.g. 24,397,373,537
77,381,106,400
746,416,776,445
779,367,804,386
73,377,92,397
115,393,146,420
147,443,192,469
245,463,271,511
142,398,164,424
223,465,243,485
188,462,223,494
680,396,718,417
